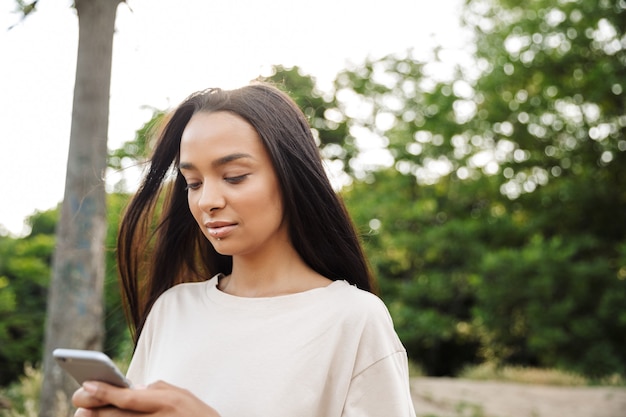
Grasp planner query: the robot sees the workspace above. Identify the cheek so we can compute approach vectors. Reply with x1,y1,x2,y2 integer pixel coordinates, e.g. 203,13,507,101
261,187,285,224
241,187,282,223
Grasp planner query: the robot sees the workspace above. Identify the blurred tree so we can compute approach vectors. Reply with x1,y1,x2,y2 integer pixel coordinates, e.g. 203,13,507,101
463,0,625,200
333,0,626,377
474,232,626,376
461,0,626,376
0,194,136,389
101,193,133,364
108,107,167,192
259,66,357,181
333,50,470,183
333,51,490,375
33,1,123,416
342,167,524,375
0,101,162,388
104,109,165,362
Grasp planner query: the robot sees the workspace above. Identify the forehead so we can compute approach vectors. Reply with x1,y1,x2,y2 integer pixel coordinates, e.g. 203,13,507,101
180,111,264,159
182,111,258,143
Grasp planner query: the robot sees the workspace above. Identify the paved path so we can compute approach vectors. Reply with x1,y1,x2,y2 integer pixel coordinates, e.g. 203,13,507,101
411,377,626,417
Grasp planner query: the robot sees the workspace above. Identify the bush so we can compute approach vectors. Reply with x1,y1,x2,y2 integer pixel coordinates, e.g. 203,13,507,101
0,364,42,417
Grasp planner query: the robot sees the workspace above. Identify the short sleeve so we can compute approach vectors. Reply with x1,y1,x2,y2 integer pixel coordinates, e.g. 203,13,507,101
343,351,416,417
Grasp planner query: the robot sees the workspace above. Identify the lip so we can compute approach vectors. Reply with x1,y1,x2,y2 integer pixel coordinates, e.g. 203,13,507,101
205,221,238,239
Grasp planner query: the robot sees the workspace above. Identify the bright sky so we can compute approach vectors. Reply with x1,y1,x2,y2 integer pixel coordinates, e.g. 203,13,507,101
0,0,466,236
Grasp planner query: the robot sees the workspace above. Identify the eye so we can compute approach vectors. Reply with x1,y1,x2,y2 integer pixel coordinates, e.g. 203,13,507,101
224,174,249,184
185,181,201,191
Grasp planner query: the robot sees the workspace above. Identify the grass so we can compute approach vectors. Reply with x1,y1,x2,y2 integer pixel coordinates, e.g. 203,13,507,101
458,362,625,387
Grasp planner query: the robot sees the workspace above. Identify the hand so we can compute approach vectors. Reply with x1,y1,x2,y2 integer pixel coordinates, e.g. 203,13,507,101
72,380,221,416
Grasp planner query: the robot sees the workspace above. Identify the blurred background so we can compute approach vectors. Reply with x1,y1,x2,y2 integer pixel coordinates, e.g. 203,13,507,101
1,0,625,415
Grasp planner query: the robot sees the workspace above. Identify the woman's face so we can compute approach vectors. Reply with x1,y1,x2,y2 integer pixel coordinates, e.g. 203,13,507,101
179,111,287,257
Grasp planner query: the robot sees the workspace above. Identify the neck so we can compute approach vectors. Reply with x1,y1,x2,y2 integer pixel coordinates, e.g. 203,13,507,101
220,244,330,297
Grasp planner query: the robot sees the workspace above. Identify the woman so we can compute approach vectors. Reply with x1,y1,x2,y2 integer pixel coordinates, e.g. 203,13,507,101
73,83,416,416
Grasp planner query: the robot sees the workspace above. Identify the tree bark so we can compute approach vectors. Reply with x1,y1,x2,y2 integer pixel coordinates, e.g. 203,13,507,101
39,1,121,416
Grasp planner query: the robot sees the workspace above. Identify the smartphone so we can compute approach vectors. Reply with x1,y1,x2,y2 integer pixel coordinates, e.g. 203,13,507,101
53,348,132,388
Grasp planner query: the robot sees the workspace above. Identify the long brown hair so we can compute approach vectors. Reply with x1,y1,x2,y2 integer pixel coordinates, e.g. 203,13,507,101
117,83,374,343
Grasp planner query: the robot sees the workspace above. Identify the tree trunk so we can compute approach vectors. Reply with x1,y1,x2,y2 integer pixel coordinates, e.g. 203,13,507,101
39,1,121,416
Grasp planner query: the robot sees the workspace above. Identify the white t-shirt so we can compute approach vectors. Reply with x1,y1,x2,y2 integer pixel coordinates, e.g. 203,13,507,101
127,275,416,417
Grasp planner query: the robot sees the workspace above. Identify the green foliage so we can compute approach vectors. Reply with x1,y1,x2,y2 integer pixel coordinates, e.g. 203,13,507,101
336,0,626,378
25,209,57,237
0,364,41,417
108,108,165,171
108,107,166,194
0,194,134,387
343,170,512,375
473,233,626,376
102,193,133,362
0,211,56,386
260,66,358,175
460,0,626,377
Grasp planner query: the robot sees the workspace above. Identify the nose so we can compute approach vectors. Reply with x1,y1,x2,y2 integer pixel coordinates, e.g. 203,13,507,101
196,181,226,213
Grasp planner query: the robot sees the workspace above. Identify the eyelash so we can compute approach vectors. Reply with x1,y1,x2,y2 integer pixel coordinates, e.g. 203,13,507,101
224,174,248,184
185,174,249,190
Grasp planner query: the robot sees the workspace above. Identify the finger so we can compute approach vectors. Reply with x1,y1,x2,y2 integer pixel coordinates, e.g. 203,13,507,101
82,380,215,415
82,381,158,413
75,405,141,417
72,386,110,409
74,408,91,417
146,380,173,390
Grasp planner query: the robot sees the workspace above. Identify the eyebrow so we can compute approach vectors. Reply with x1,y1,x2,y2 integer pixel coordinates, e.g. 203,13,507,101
178,153,254,171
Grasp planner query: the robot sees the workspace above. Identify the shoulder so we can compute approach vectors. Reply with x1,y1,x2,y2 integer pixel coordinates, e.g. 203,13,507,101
331,281,391,313
150,276,217,312
327,281,396,330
